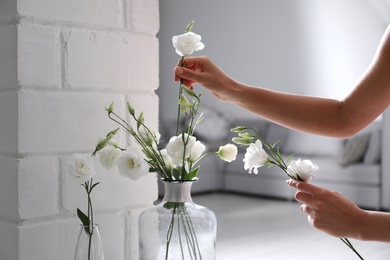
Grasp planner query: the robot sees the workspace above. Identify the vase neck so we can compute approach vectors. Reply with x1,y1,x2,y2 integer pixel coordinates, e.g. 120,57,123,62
163,181,194,202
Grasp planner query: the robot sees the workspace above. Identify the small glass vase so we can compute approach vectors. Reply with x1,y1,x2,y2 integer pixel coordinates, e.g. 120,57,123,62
139,179,217,260
74,224,104,260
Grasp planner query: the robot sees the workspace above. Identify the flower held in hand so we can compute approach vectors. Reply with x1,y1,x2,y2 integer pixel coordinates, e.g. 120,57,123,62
287,158,318,182
172,31,205,56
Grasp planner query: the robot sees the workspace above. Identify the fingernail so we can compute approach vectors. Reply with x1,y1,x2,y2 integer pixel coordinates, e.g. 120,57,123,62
175,66,183,75
286,179,294,185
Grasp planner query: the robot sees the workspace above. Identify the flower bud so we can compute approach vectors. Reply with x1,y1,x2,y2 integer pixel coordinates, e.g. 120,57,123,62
231,126,247,133
216,143,238,162
232,137,252,145
137,112,144,129
179,94,191,113
185,20,194,33
127,102,135,116
239,132,256,139
106,102,114,113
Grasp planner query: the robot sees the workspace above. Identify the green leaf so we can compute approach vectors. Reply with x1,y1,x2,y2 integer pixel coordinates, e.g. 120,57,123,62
187,166,200,180
287,153,295,163
90,182,100,191
77,208,91,234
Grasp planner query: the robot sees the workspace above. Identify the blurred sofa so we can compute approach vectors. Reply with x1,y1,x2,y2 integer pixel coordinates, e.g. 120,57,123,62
159,110,383,210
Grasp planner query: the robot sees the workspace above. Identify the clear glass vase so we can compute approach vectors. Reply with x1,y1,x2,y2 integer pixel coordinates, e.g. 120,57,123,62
74,224,104,260
139,180,217,260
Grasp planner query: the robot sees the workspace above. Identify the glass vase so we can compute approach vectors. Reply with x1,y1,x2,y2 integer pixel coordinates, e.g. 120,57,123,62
74,224,104,260
139,179,217,260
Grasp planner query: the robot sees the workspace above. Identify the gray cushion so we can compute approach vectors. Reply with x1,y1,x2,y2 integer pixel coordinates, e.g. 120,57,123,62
339,133,370,166
363,130,381,164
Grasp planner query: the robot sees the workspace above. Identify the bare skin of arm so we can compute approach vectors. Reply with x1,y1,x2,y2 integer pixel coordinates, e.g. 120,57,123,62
174,25,390,138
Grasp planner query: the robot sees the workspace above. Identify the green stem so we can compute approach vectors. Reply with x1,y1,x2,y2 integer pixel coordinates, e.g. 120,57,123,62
165,205,177,260
176,56,186,136
87,180,94,260
340,238,364,259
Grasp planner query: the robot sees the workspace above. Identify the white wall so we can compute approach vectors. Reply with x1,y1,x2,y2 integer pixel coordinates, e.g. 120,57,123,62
0,0,159,259
158,0,387,121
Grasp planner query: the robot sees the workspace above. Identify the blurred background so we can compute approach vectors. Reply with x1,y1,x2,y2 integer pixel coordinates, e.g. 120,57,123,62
158,0,389,121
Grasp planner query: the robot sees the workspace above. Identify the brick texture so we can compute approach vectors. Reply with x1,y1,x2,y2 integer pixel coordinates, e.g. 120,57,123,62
0,0,160,258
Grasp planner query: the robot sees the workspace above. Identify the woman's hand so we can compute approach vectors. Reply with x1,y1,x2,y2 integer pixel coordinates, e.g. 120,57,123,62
174,56,236,102
286,179,367,239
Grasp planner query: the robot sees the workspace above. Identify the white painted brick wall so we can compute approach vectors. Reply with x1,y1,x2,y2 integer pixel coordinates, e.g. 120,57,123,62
18,90,124,153
0,0,160,259
129,0,160,34
18,156,59,219
18,0,123,28
18,25,60,88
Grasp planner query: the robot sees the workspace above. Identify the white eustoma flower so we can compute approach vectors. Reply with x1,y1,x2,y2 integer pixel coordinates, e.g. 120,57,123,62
243,140,269,174
160,149,176,171
216,143,238,162
117,148,149,180
172,31,205,56
166,134,196,166
287,158,319,182
189,140,206,162
66,153,96,182
99,145,121,171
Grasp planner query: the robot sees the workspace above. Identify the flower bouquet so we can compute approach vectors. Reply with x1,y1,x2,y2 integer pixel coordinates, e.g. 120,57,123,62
91,21,237,260
232,126,364,259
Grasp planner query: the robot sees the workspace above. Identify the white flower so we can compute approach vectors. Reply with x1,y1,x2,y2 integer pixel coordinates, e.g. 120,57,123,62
166,134,196,166
99,146,121,171
216,143,238,162
287,158,319,182
66,153,95,182
172,31,205,56
189,140,206,162
243,140,269,174
160,149,176,171
117,148,149,180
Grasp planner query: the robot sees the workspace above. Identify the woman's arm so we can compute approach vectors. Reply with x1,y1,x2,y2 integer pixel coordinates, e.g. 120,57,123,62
175,25,390,138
